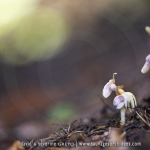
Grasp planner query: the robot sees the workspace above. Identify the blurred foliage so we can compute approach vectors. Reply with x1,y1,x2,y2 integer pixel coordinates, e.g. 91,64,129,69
108,0,149,22
0,0,148,66
0,7,70,65
47,103,76,122
0,0,39,37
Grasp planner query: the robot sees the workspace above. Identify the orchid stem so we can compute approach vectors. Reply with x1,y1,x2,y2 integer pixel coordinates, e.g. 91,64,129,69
120,108,126,125
112,73,117,83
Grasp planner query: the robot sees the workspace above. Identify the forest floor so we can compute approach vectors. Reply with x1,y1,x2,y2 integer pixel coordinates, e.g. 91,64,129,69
5,97,150,150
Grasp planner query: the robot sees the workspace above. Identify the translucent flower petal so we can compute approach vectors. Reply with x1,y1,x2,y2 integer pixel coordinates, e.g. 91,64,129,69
122,93,131,102
141,61,150,74
125,92,137,108
117,102,125,109
113,95,124,106
102,82,112,98
122,93,131,108
131,94,137,107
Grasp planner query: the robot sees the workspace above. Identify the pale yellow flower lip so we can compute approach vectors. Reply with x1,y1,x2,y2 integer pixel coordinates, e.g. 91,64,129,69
117,85,124,89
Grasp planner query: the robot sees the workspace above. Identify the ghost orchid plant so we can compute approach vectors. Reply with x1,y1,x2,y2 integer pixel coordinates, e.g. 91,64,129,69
113,88,137,124
102,73,137,125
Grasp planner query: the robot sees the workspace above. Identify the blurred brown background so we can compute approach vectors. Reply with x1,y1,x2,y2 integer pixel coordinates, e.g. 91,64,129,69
0,0,150,143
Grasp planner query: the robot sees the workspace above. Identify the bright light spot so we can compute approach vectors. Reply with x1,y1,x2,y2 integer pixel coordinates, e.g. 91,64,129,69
0,0,39,36
0,8,70,65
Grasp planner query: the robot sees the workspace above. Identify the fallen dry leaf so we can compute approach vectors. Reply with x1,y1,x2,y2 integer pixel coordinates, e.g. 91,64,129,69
8,140,25,150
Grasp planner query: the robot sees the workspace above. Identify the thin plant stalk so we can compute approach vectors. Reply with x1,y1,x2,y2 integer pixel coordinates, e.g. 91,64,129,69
120,108,126,124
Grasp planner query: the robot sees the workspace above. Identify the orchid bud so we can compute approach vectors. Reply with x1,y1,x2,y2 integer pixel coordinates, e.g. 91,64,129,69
102,80,117,98
141,54,150,73
145,26,150,35
102,73,117,98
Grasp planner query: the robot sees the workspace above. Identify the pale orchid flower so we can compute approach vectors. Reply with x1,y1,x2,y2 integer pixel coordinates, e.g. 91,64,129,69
102,73,137,125
113,92,137,109
141,54,150,73
113,89,137,124
102,73,117,98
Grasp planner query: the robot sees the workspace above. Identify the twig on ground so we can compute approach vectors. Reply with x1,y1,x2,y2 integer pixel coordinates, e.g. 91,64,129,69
136,111,150,127
97,95,115,112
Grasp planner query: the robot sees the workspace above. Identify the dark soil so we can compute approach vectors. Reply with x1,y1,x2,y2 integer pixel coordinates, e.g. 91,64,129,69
18,106,150,150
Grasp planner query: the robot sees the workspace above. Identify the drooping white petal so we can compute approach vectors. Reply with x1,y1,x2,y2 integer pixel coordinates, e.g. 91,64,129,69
113,95,124,106
117,102,125,109
122,93,131,102
130,99,135,108
141,61,150,74
102,82,112,98
132,94,137,107
122,93,131,108
126,92,137,108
